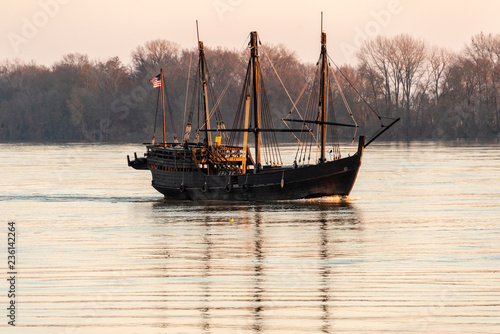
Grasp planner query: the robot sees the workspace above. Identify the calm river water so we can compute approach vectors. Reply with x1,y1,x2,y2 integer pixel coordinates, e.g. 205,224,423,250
1,142,499,333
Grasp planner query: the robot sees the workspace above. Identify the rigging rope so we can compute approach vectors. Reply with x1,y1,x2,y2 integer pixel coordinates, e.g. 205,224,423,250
328,54,386,124
328,54,401,147
182,48,195,134
260,44,320,165
259,76,282,165
297,57,323,164
329,63,358,153
261,41,317,164
163,79,179,143
194,63,232,143
152,86,160,145
260,43,302,118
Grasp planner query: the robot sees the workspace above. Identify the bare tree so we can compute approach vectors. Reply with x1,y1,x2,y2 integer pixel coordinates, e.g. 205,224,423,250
429,46,453,105
131,39,181,78
357,36,394,114
465,32,500,133
390,34,427,137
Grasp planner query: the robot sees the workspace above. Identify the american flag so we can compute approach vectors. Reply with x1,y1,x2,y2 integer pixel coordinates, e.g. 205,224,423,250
149,74,161,88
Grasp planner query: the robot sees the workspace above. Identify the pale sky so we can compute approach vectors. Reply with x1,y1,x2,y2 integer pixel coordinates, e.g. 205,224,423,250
2,0,500,67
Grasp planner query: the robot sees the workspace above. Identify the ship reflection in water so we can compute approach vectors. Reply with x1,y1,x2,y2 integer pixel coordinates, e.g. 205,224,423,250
150,200,363,333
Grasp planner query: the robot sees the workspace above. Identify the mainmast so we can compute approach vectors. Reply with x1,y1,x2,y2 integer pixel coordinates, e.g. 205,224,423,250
250,31,261,171
198,21,212,146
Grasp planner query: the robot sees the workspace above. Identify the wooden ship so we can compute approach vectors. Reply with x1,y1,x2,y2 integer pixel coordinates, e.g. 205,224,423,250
128,22,398,201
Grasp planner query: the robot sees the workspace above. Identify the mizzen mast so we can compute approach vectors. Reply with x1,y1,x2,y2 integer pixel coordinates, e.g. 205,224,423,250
161,68,166,146
319,17,328,163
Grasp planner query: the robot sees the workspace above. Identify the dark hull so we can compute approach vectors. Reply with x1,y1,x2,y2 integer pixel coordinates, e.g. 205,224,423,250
151,153,362,201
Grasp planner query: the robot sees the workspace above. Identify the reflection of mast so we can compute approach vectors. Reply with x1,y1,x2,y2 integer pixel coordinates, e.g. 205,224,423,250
253,212,263,332
319,214,332,333
201,215,212,332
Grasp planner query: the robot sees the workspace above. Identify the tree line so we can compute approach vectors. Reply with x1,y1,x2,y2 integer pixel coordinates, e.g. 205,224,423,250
0,32,499,142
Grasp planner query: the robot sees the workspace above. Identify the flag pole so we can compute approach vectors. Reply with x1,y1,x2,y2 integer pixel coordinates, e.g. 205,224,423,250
161,68,166,146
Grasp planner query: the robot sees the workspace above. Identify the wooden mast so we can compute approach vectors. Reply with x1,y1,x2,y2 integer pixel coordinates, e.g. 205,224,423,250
161,68,166,146
241,94,251,174
197,21,212,146
319,20,327,163
250,31,261,172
